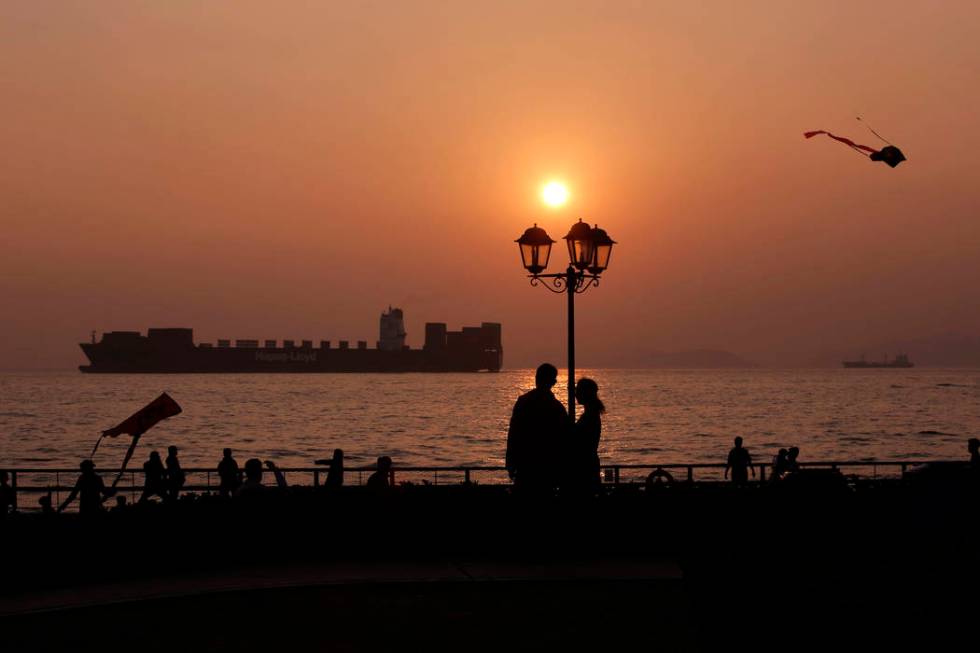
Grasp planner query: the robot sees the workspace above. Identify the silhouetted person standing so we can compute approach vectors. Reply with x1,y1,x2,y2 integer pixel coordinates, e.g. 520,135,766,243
786,447,801,474
567,378,605,495
367,456,393,491
725,437,755,486
506,363,568,494
217,448,241,497
324,449,344,488
0,470,15,517
59,460,113,514
166,445,185,500
140,451,168,503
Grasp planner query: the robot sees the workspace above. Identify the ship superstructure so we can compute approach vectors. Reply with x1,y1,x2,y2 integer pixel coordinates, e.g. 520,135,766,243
79,309,502,373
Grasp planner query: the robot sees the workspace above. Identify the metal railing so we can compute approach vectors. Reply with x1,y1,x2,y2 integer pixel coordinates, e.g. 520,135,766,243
0,460,959,512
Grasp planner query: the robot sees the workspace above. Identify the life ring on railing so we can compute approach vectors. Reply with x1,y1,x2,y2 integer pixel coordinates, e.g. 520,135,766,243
645,467,675,488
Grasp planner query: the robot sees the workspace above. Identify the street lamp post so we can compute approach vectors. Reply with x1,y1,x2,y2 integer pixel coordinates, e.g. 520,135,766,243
515,219,616,419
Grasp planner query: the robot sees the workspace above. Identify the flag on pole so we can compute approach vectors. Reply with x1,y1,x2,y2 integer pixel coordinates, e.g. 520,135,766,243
91,392,182,487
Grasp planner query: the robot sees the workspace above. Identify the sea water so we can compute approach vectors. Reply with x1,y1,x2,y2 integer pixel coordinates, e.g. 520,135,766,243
2,369,978,480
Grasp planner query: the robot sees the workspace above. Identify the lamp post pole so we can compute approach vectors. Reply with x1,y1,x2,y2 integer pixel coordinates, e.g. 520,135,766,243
565,265,576,419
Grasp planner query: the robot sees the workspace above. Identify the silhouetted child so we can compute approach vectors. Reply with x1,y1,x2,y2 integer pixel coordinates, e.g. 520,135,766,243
111,495,128,513
140,451,168,503
367,456,393,491
59,460,113,514
217,448,241,497
166,445,185,500
725,437,755,486
38,492,54,515
771,448,789,481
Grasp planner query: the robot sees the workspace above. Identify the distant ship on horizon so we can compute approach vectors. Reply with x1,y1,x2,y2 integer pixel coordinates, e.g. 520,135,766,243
79,307,502,373
842,353,914,369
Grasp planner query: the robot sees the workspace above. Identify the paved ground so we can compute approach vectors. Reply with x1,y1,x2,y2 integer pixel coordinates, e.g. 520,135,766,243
1,558,693,652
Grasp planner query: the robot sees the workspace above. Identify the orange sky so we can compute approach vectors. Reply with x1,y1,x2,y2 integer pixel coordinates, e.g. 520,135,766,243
2,1,979,368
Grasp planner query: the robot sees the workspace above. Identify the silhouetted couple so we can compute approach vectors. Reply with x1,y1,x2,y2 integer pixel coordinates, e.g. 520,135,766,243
506,363,604,496
139,446,184,503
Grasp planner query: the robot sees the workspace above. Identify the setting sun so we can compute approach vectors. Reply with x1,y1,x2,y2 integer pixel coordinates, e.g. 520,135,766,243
541,181,569,208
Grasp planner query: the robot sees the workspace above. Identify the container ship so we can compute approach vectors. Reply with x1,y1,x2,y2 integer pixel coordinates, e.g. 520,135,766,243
842,353,914,369
79,308,502,373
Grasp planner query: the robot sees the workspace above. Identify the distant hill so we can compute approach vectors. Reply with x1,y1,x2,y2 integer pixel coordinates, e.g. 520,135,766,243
635,349,758,369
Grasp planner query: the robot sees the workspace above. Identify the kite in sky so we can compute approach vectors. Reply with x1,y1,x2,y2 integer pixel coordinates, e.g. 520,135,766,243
804,118,906,168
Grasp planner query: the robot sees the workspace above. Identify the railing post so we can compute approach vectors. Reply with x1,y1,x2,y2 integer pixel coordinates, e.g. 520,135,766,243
464,468,471,484
614,466,620,485
207,471,211,490
759,465,766,482
434,470,438,486
56,471,60,506
389,469,395,486
10,471,17,512
313,470,320,488
687,466,693,483
901,463,907,474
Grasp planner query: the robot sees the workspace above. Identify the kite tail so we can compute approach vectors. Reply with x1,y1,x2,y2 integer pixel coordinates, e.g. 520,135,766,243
111,435,141,489
90,434,105,458
856,117,893,145
804,130,877,156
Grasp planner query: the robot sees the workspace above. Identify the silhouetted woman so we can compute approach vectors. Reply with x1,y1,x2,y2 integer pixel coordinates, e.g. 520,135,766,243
139,451,167,504
570,378,605,495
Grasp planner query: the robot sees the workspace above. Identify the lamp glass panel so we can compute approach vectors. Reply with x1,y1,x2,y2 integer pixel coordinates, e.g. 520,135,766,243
568,238,594,270
536,241,552,270
520,242,535,270
593,243,612,271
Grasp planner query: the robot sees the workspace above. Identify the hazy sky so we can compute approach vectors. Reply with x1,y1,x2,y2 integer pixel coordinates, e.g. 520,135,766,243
2,1,979,369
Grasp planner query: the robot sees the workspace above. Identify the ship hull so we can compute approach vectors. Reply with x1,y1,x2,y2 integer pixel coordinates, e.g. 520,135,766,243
80,324,503,373
841,362,914,368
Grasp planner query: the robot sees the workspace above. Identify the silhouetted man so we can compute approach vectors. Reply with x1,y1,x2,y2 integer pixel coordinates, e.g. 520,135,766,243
506,363,569,493
725,436,755,486
166,445,185,500
59,460,113,514
218,448,241,497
